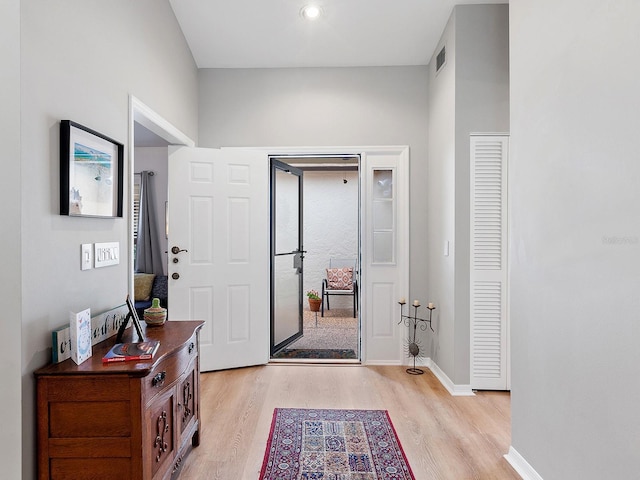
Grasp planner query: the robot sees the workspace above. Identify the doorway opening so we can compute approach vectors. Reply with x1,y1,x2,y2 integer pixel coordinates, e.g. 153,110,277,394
129,96,194,311
270,154,361,363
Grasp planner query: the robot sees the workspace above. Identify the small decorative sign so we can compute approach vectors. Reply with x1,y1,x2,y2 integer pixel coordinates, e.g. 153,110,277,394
70,308,92,365
94,242,120,268
52,304,128,363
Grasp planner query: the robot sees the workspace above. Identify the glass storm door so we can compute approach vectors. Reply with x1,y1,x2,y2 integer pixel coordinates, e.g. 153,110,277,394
270,159,304,355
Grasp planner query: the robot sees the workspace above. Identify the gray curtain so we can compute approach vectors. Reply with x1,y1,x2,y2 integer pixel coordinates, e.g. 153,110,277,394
135,171,164,274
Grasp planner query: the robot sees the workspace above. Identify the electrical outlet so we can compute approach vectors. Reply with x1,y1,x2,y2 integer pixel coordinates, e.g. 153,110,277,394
81,244,93,270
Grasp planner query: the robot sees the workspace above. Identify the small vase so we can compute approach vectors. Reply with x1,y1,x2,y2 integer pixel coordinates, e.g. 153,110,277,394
308,298,321,312
144,298,167,326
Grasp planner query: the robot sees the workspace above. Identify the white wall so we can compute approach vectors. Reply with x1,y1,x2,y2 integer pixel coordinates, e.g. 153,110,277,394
134,147,169,273
0,1,22,477
427,4,510,384
510,0,640,478
19,1,198,477
303,171,359,309
198,66,429,318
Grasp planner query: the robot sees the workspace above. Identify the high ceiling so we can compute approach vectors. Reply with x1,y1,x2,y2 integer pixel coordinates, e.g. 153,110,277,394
169,0,507,69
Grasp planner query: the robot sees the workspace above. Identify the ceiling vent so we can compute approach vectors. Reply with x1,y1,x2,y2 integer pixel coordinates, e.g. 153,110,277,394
436,46,446,73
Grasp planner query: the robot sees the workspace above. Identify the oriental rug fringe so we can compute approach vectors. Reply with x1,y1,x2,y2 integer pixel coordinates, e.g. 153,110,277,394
260,408,415,480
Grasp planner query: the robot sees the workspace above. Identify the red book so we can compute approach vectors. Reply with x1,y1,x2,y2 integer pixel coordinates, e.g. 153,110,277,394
102,340,160,363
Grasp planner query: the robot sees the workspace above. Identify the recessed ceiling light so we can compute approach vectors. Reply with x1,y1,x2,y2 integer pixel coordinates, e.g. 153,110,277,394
301,4,322,20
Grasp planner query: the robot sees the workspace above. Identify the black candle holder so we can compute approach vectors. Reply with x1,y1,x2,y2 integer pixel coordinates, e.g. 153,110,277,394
398,301,435,375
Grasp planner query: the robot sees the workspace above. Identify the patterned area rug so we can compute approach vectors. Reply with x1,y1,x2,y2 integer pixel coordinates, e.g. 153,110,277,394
272,349,358,359
260,408,415,480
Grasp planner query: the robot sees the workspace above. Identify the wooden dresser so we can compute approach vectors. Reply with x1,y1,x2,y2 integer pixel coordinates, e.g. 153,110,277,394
35,320,204,480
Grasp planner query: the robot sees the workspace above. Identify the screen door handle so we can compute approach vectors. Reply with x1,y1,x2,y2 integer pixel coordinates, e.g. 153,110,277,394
293,252,303,273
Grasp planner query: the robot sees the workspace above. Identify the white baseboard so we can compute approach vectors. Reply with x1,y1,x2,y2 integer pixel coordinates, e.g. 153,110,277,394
421,358,475,396
504,446,543,480
363,360,403,366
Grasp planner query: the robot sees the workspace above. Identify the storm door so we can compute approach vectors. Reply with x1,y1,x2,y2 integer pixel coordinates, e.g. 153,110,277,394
270,159,304,354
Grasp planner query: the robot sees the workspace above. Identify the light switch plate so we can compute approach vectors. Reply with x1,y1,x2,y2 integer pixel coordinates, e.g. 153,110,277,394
94,242,120,268
81,244,93,270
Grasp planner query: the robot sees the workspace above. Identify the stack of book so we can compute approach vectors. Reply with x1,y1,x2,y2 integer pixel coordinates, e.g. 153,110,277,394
102,340,160,363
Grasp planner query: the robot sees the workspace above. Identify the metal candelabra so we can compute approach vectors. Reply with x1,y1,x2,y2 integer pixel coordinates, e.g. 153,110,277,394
398,300,435,375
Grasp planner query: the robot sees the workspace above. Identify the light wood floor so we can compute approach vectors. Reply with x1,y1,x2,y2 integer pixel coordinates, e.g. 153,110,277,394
179,365,520,480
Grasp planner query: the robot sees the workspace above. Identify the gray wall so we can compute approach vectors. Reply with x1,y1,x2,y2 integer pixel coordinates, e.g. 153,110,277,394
427,4,510,384
198,66,430,320
510,0,640,478
0,1,22,478
426,10,457,380
17,1,198,477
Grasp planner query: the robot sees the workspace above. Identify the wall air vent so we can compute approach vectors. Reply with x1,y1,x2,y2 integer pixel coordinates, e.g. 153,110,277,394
436,45,446,73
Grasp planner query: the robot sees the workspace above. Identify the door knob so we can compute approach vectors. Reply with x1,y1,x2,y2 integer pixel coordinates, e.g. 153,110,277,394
172,273,180,280
171,246,188,254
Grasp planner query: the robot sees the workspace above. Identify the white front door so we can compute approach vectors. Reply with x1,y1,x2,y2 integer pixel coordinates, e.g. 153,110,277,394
168,146,269,372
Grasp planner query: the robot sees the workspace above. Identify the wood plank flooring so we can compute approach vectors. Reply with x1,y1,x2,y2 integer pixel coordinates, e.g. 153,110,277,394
179,365,520,480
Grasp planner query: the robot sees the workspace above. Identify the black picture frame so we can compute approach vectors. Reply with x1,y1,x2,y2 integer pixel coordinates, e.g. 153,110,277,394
116,294,145,343
60,120,124,218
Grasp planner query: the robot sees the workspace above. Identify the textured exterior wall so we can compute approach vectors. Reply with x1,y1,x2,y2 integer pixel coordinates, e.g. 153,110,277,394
303,171,359,310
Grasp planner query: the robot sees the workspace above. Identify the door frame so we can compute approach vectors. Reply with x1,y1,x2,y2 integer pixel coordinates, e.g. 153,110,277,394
242,145,410,365
269,154,361,361
128,95,194,296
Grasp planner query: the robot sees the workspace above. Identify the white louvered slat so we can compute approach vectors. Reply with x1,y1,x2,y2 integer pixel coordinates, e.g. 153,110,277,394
472,139,503,271
472,280,502,378
470,135,508,390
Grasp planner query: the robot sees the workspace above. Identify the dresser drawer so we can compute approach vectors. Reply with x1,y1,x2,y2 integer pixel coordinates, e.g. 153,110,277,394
142,339,197,402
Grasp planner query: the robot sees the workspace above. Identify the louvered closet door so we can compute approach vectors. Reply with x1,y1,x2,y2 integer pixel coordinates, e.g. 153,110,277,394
470,135,509,390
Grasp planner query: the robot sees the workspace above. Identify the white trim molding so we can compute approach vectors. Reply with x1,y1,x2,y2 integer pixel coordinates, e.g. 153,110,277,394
422,358,475,396
504,446,544,480
130,95,195,147
364,360,403,366
128,95,195,306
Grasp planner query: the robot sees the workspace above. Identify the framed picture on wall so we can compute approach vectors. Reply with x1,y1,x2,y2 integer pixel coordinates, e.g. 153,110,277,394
60,120,124,217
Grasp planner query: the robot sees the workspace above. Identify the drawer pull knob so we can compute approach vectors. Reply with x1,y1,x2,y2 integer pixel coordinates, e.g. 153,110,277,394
188,342,195,355
152,371,166,387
